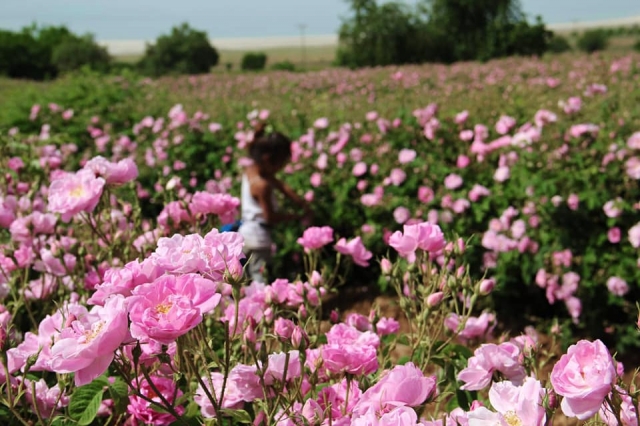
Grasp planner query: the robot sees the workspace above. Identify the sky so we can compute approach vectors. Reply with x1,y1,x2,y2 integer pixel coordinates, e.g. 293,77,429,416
2,0,640,40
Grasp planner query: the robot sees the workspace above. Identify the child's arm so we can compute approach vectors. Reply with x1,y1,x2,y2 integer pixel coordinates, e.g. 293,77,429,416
271,178,313,215
254,180,302,224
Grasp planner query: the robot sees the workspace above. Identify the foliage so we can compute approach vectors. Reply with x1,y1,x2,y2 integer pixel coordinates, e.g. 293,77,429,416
547,34,572,53
577,29,610,53
336,0,428,68
138,23,219,76
337,0,552,67
51,35,112,74
241,52,268,71
270,60,296,72
0,24,109,80
634,38,640,53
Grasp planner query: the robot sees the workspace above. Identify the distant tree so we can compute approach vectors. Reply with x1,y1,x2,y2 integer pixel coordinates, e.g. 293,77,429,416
577,29,609,53
52,35,111,74
336,0,551,68
547,33,572,53
336,0,426,68
241,52,267,71
0,24,108,80
139,23,219,76
422,0,550,61
270,60,296,71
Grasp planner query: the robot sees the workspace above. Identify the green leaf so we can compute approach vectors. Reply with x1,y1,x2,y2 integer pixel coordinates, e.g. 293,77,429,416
69,378,106,425
109,377,130,414
219,409,252,424
456,389,470,411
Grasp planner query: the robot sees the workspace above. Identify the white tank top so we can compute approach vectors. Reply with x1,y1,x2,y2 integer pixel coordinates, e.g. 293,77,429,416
238,174,276,249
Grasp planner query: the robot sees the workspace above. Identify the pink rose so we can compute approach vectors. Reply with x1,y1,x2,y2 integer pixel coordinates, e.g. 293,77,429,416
84,156,138,185
48,296,129,386
334,236,373,267
47,169,105,222
398,149,417,164
353,363,436,416
550,339,615,420
127,274,221,344
297,226,334,251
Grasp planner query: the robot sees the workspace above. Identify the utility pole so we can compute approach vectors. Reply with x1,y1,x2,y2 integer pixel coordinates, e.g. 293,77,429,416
298,24,307,70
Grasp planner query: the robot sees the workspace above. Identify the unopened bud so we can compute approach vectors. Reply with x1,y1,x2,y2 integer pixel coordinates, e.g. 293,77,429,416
547,389,558,410
479,278,496,295
330,310,339,323
292,326,309,349
243,321,256,345
426,291,444,308
380,258,392,275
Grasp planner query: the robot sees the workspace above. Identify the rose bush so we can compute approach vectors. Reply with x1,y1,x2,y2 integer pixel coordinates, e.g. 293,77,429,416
1,52,640,424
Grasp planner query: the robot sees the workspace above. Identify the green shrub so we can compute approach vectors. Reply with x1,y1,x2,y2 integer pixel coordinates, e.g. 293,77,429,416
51,36,111,74
634,38,640,53
577,29,609,53
138,23,219,76
270,60,296,71
0,25,111,80
241,52,267,71
547,34,572,53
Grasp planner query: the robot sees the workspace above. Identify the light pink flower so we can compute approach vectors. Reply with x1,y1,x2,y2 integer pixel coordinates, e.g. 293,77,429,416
84,156,139,185
444,174,463,190
606,276,628,296
393,206,411,224
335,236,373,267
550,339,615,420
599,386,637,426
49,295,129,386
494,166,510,182
353,363,436,416
48,169,105,222
389,222,446,262
23,379,69,419
495,115,516,135
629,222,640,248
398,149,417,164
352,162,368,177
418,186,434,203
314,117,329,129
445,312,495,341
468,184,491,202
603,198,623,218
390,168,407,186
457,343,526,391
297,226,334,251
127,274,221,344
468,378,546,426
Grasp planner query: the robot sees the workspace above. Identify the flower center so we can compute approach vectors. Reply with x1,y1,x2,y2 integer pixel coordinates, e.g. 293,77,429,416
504,411,522,426
70,186,86,198
84,321,105,343
155,302,173,314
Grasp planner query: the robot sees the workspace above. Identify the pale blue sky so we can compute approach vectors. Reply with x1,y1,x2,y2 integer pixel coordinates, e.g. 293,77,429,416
2,0,640,40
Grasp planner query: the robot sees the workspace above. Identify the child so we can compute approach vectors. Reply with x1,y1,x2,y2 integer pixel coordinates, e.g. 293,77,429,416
238,123,312,283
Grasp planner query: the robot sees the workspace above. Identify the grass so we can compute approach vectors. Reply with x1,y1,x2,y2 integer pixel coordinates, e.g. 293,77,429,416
114,45,338,72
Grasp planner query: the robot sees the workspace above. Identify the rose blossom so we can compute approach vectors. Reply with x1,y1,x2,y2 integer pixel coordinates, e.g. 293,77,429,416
48,169,105,222
334,236,373,267
297,226,334,251
127,274,222,344
48,295,129,386
550,339,615,420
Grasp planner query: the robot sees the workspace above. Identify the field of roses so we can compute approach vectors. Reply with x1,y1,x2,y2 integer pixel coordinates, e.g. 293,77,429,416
2,51,640,425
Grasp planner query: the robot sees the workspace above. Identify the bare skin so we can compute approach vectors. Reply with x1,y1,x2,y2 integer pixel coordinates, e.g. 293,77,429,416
244,160,313,226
